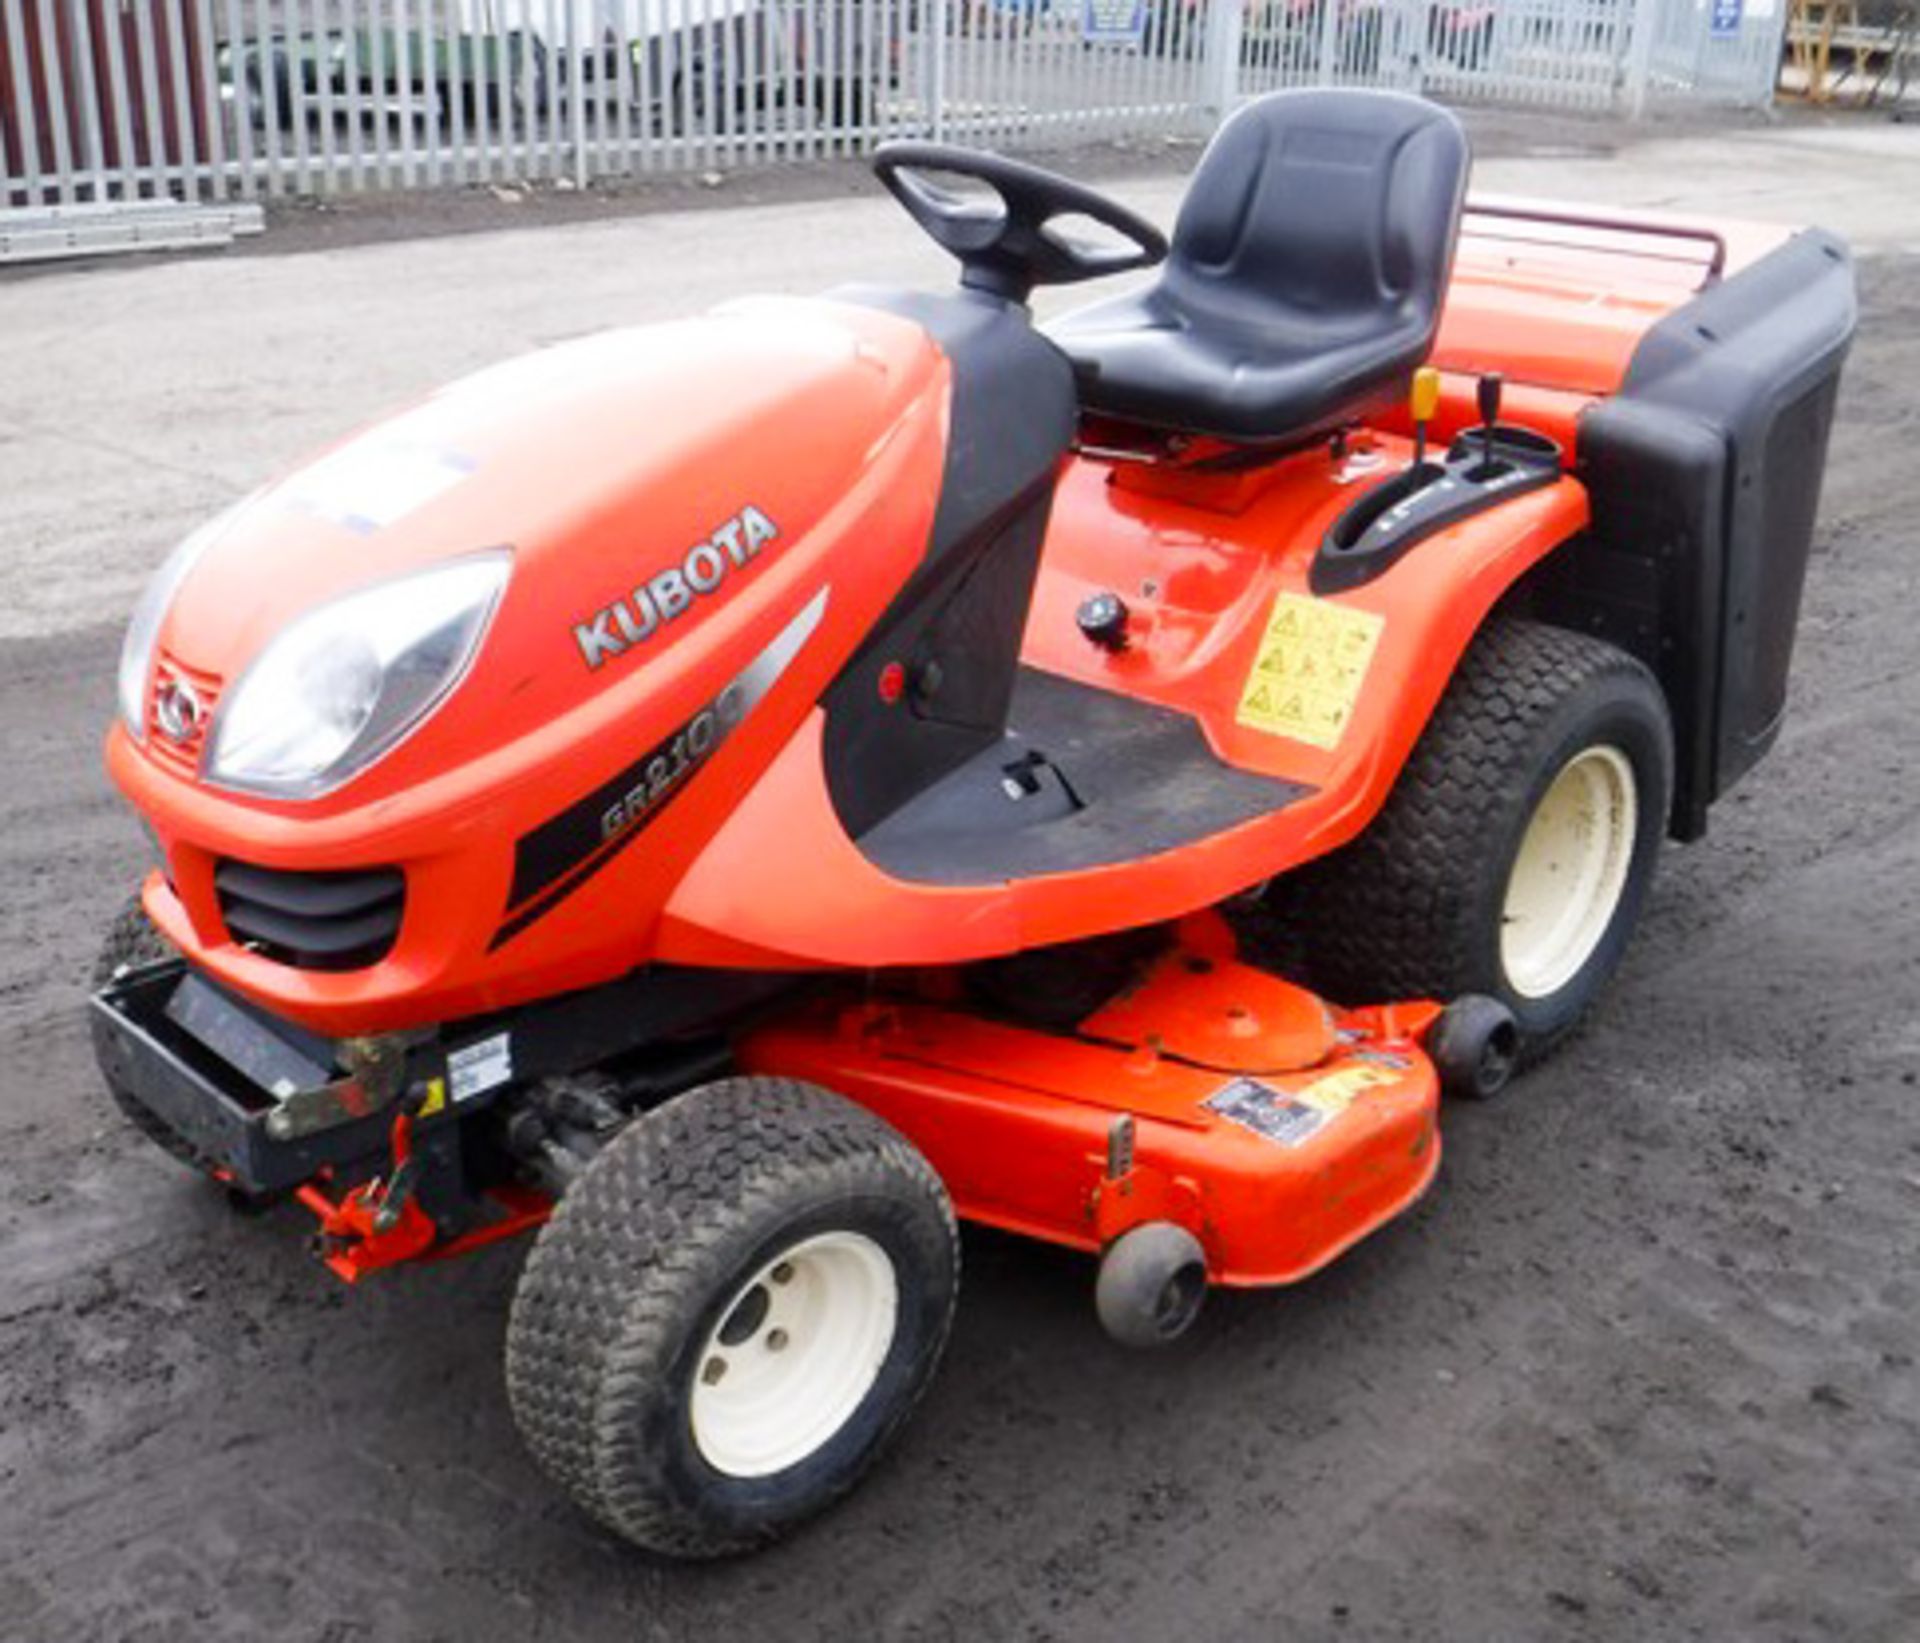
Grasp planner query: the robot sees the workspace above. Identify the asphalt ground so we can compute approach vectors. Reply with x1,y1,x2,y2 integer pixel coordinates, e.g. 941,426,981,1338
2,108,1918,1642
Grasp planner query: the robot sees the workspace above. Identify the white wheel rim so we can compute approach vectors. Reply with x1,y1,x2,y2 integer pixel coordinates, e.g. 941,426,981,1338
689,1230,899,1479
1500,744,1638,1000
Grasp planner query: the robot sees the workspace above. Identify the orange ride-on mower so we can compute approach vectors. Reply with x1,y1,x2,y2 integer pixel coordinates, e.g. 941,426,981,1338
90,91,1855,1556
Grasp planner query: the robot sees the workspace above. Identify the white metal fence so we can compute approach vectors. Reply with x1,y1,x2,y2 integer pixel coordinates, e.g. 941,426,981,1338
1,0,1789,210
1238,2,1634,108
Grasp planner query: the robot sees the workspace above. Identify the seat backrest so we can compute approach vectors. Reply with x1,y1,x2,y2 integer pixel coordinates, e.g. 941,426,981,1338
1164,90,1468,341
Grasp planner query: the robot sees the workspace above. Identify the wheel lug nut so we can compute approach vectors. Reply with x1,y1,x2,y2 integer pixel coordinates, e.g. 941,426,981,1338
765,1328,789,1353
770,1262,794,1285
701,1356,728,1385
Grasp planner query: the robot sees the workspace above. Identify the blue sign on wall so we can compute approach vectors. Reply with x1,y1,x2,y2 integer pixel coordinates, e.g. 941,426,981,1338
1710,0,1743,36
1083,0,1148,46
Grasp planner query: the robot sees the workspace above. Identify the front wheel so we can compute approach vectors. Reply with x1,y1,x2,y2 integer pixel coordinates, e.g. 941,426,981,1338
505,1077,958,1558
1262,619,1673,1060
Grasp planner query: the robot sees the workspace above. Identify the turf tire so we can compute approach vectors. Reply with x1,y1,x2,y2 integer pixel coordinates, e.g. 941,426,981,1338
1262,619,1672,1060
505,1076,958,1559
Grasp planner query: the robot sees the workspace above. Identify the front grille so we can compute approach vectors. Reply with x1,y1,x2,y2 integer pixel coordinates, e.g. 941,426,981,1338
215,861,406,972
146,652,222,779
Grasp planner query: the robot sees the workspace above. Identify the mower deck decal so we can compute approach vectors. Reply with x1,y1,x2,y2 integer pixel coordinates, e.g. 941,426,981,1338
1290,1062,1401,1114
1235,593,1384,751
1204,1076,1330,1148
1205,1062,1401,1147
490,588,828,950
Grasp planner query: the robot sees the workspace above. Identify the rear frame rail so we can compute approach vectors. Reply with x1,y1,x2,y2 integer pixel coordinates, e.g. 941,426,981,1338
1463,200,1729,287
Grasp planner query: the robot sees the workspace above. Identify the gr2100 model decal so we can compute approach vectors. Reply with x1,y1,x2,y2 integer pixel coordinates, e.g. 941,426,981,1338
493,587,828,949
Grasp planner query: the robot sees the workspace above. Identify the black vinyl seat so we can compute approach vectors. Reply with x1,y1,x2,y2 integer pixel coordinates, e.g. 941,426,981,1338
1048,90,1470,446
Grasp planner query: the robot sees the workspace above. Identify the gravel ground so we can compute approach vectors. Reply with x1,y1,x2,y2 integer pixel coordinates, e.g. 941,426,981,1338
1,119,1918,1643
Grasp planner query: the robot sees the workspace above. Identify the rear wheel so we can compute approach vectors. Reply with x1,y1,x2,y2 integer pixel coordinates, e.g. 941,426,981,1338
91,895,202,1167
1262,619,1672,1060
506,1077,958,1558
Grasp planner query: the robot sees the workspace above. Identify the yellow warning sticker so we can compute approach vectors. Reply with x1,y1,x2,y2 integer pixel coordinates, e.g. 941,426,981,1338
1291,1062,1401,1117
1236,593,1385,750
416,1078,448,1119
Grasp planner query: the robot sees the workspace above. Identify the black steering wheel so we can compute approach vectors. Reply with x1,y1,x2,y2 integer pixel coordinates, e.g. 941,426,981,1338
873,141,1168,304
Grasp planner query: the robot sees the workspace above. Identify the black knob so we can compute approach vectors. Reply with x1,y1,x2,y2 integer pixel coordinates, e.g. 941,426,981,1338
1476,372,1504,475
1076,591,1130,652
1477,371,1504,428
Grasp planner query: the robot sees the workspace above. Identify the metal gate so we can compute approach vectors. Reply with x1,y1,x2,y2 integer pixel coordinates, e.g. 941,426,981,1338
1239,2,1785,113
1238,3,1632,109
1,0,1790,214
1638,0,1789,110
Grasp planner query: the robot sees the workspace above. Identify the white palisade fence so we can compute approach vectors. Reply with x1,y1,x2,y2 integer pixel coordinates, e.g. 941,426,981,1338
2,0,1789,219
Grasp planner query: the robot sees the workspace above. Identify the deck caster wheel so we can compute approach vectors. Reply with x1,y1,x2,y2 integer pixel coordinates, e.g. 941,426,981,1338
1096,1221,1207,1348
505,1077,957,1558
1429,994,1520,1100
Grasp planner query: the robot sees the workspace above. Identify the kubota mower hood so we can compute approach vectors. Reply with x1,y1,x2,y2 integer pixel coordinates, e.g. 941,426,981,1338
122,298,946,811
110,295,954,1029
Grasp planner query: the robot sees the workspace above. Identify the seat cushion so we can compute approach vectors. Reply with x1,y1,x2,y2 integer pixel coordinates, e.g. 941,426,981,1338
1049,90,1469,445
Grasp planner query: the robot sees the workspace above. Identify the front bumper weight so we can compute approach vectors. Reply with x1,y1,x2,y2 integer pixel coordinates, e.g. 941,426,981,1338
90,960,420,1195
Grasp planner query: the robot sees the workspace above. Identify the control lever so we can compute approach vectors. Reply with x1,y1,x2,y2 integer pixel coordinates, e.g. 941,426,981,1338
1409,366,1440,472
369,1108,422,1234
1476,372,1504,477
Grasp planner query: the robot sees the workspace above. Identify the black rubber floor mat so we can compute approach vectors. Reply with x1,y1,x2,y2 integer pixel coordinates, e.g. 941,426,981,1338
858,667,1308,885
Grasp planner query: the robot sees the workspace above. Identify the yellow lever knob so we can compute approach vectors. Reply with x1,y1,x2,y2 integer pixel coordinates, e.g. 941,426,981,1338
1410,366,1441,425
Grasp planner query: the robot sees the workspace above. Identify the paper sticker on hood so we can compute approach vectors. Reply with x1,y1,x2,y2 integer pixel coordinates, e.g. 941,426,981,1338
284,442,476,535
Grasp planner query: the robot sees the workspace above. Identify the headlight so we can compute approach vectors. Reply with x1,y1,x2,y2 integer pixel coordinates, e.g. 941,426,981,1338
117,515,229,741
206,552,509,799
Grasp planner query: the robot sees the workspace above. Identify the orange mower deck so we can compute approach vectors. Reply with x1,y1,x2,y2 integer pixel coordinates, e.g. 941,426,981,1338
742,926,1443,1287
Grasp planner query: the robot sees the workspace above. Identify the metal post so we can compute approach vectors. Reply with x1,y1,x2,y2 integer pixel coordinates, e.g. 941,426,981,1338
1202,0,1243,118
1401,0,1425,95
927,0,947,141
1625,0,1660,116
568,0,587,187
3,0,46,206
1757,0,1793,109
1315,0,1339,84
395,0,418,186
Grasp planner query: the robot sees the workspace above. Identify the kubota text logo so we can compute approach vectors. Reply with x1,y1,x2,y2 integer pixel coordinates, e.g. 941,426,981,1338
573,505,780,669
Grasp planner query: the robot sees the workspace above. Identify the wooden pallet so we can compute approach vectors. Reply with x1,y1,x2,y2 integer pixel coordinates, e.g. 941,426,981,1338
1783,0,1918,104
